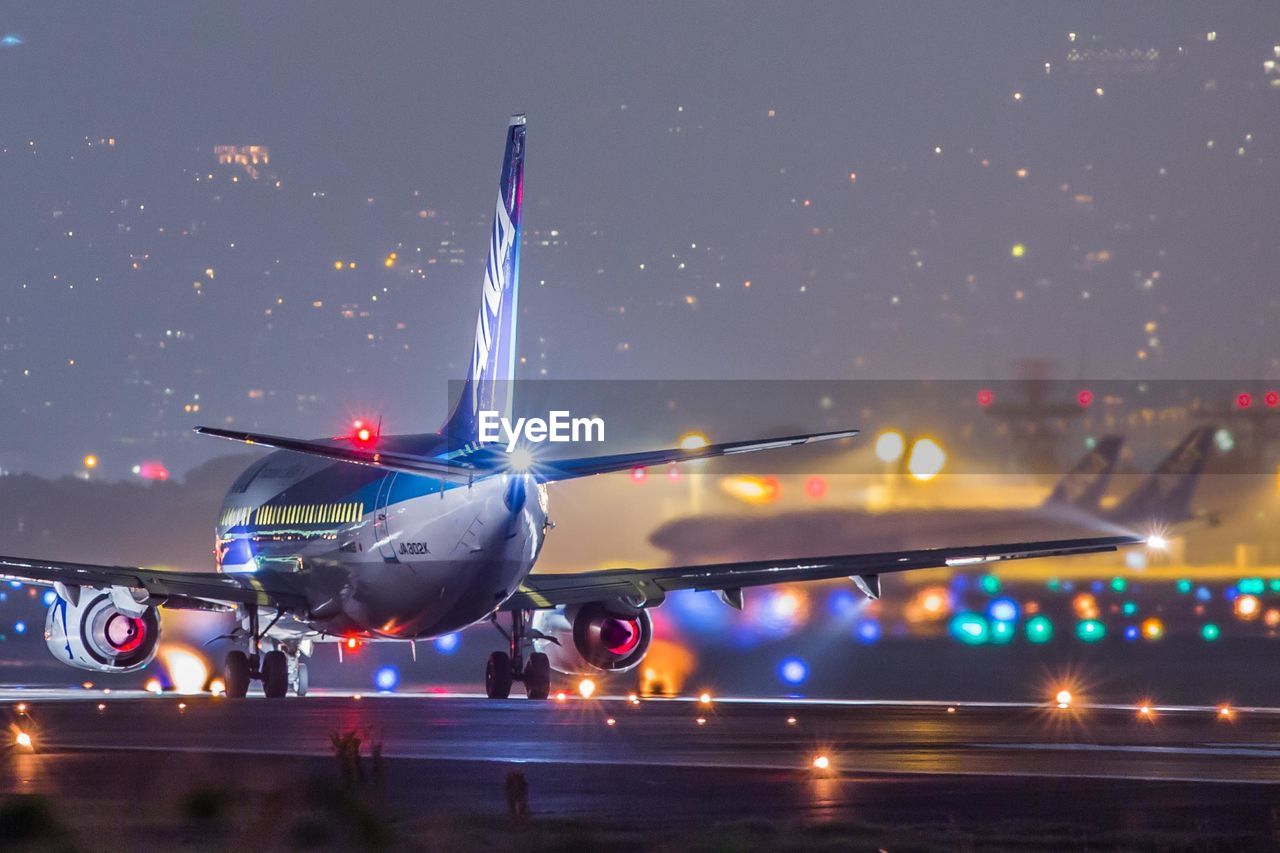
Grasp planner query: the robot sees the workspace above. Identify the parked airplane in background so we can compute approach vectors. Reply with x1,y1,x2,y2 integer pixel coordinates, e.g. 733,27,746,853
651,429,1216,565
0,117,1140,699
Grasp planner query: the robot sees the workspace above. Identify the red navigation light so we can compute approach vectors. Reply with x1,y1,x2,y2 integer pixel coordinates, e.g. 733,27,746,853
1266,391,1280,408
1236,392,1253,410
977,388,994,407
1077,389,1094,408
350,419,377,446
631,466,647,483
345,637,360,651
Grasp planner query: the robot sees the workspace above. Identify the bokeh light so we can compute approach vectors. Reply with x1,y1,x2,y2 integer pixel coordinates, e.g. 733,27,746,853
374,665,399,691
778,657,809,685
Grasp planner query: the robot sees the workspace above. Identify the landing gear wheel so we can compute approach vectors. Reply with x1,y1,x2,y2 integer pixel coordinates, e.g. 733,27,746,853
525,652,551,700
486,651,513,699
224,650,250,698
294,662,309,697
261,650,289,698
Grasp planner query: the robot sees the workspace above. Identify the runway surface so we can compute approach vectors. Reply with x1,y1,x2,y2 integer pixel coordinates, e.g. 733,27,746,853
4,688,1280,839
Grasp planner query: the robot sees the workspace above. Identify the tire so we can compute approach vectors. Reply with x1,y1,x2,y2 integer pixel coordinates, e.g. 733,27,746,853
294,662,309,697
224,650,250,699
485,651,513,699
524,652,551,700
261,650,289,698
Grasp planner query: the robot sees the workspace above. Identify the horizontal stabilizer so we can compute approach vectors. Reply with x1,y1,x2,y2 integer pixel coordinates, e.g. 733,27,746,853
196,425,859,484
525,428,859,482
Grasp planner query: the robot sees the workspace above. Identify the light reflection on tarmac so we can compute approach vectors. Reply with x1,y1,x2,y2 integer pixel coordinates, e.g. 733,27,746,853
4,688,1280,785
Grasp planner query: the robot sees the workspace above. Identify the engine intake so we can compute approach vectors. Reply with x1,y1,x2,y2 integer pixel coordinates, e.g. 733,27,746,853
532,602,652,675
44,590,161,673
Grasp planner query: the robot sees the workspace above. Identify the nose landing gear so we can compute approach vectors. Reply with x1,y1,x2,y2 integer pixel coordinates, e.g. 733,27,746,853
487,609,551,700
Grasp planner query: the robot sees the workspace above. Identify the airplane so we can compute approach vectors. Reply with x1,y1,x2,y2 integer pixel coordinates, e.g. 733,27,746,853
651,428,1217,564
0,116,1141,700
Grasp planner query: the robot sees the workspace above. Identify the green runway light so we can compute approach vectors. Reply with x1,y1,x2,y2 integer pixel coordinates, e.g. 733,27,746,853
1239,578,1265,595
1176,579,1192,594
1201,623,1220,642
1122,601,1137,616
1025,614,1054,643
1046,578,1060,592
1270,579,1280,593
990,620,1014,644
980,574,1000,595
950,613,989,645
1076,619,1106,642
1110,576,1127,592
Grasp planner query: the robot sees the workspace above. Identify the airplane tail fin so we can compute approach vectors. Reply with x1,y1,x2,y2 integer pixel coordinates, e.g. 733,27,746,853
441,115,527,444
1108,427,1216,525
1042,435,1123,511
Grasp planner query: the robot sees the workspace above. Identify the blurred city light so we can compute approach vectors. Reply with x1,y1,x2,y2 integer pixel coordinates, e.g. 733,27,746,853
874,430,905,463
906,437,946,481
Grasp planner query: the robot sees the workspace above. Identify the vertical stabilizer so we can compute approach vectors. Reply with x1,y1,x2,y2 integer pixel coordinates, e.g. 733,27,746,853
1109,427,1216,525
1043,435,1123,510
442,115,526,443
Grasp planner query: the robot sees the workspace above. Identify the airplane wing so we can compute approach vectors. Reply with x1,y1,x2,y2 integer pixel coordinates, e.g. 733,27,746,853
0,555,309,611
504,534,1140,609
195,425,859,483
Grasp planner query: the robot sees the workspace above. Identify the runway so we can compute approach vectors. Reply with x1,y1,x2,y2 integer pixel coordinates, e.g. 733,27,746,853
7,688,1280,783
5,689,1280,845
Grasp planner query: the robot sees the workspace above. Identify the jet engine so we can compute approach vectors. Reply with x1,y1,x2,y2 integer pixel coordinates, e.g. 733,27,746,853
531,602,652,674
44,588,161,673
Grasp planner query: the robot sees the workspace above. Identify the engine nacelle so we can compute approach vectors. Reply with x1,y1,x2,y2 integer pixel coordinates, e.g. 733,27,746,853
44,589,161,673
531,602,652,675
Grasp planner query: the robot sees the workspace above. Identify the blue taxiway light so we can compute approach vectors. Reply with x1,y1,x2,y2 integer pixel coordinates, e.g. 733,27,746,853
778,657,808,685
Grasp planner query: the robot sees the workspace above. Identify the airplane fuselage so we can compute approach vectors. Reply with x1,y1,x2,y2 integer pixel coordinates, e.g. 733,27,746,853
215,437,548,640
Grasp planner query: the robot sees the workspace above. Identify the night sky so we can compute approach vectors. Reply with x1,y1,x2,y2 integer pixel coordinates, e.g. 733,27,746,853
3,3,1279,478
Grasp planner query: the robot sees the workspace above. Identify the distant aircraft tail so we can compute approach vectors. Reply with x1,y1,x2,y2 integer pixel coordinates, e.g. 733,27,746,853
1108,427,1216,525
441,115,526,444
1042,435,1123,511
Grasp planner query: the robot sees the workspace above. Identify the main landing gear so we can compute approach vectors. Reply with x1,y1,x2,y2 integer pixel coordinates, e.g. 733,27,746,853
222,606,309,698
487,609,551,700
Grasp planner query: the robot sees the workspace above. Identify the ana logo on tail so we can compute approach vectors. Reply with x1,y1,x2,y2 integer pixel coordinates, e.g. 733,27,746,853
471,192,517,412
